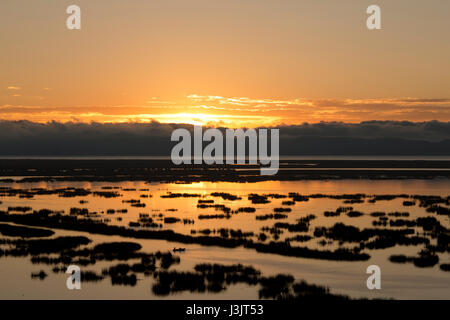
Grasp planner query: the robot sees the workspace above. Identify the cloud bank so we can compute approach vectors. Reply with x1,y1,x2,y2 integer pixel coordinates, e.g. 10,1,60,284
0,120,449,156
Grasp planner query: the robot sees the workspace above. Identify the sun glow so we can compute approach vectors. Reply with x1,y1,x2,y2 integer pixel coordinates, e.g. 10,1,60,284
152,113,218,126
129,112,280,128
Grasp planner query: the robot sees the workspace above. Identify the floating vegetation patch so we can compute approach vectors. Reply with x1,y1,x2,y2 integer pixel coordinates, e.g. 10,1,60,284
248,194,270,204
274,208,291,213
347,211,364,218
161,192,202,198
31,270,48,280
236,207,256,213
8,206,32,213
198,214,231,220
256,214,288,221
210,192,242,201
164,217,181,224
197,204,231,214
0,223,54,238
389,250,440,268
198,199,214,204
152,263,350,300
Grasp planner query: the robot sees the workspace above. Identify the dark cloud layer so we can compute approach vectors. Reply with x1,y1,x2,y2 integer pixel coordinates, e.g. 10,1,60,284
0,120,449,156
277,121,450,141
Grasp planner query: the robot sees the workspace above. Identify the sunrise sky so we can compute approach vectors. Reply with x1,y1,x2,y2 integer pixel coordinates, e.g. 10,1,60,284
1,0,449,127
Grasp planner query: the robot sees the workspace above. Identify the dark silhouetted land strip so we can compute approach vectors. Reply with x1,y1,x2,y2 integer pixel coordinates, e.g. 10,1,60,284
0,223,54,238
0,159,450,182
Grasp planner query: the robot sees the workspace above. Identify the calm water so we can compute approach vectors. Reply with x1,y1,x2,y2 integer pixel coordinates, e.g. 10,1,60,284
0,179,449,299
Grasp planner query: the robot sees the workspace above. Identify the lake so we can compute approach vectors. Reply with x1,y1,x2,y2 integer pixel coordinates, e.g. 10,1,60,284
0,177,448,299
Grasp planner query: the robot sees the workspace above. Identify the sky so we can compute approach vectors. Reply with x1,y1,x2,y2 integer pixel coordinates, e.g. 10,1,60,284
1,0,450,127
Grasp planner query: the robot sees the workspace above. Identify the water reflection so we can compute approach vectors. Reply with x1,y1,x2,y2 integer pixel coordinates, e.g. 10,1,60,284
0,179,449,299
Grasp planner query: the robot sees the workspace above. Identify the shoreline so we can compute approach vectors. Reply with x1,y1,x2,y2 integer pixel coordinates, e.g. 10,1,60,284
1,159,450,182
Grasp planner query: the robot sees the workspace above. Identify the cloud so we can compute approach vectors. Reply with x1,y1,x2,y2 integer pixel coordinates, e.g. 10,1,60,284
0,120,448,156
7,86,21,90
275,120,450,142
1,94,450,126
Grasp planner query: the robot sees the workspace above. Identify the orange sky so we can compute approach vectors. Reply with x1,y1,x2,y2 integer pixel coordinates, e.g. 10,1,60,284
1,95,450,128
1,0,450,127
